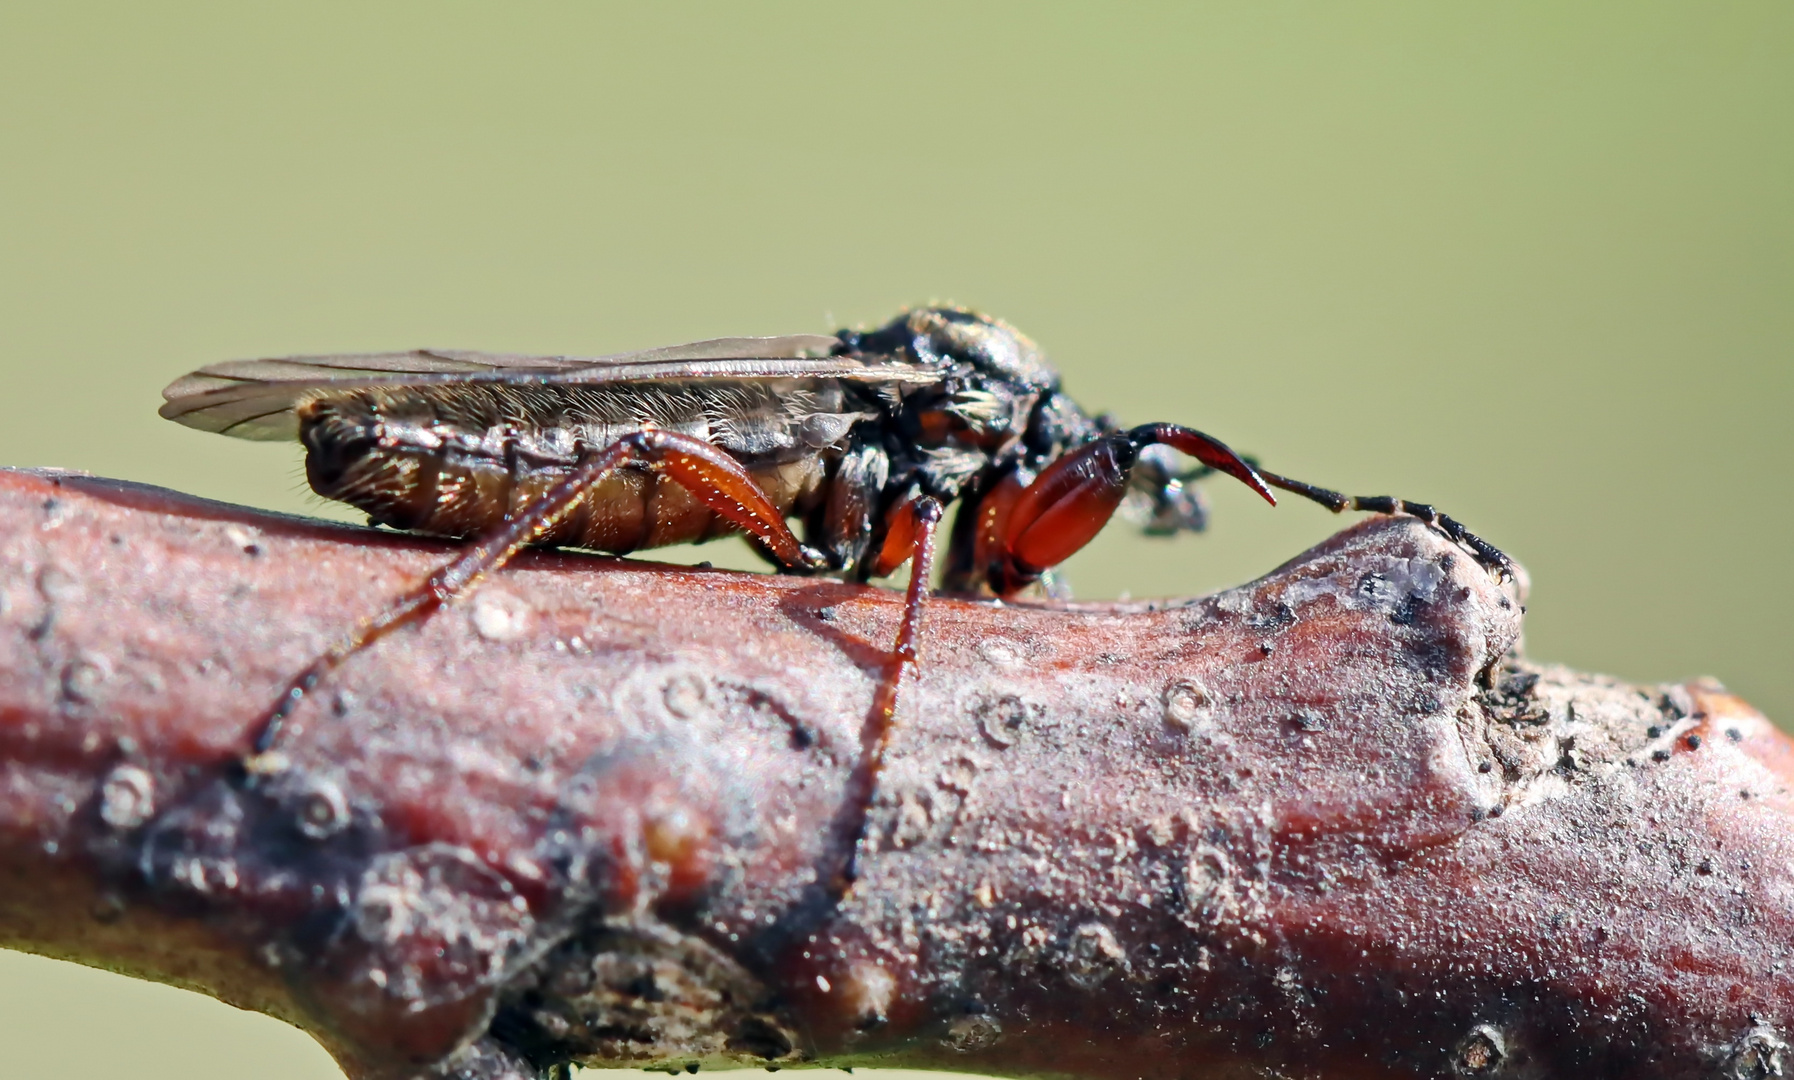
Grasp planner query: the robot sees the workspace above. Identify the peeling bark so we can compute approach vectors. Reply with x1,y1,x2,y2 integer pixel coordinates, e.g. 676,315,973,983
0,467,1788,1080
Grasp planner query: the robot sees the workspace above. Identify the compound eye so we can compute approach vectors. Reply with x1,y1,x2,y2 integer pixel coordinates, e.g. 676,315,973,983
1122,444,1211,535
1145,480,1210,536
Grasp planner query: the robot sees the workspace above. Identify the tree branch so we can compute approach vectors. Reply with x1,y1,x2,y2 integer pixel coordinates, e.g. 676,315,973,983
1,467,1789,1080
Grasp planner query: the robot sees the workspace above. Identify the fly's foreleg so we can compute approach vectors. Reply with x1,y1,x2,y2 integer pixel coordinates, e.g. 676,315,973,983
974,424,1274,596
967,423,1511,598
246,429,826,768
1254,469,1515,579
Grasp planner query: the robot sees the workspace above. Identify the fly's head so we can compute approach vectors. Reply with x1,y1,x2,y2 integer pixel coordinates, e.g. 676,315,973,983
1119,443,1212,536
840,306,1068,452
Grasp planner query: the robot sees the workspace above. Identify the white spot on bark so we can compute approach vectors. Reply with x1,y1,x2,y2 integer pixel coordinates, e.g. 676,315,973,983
470,590,531,642
98,765,156,830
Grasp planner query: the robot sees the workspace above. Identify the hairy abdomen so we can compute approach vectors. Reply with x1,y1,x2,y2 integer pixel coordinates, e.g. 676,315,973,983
298,385,842,553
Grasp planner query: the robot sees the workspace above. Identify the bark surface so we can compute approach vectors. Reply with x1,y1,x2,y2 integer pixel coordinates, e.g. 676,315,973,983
0,468,1788,1080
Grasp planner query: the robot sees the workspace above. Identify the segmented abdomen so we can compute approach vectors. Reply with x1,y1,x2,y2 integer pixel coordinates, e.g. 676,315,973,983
297,385,839,552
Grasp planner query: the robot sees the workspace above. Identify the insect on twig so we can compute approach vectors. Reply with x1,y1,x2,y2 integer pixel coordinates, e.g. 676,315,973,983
160,306,1512,890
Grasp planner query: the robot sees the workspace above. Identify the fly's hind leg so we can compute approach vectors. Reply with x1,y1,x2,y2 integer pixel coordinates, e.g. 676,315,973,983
1254,468,1515,579
245,429,826,769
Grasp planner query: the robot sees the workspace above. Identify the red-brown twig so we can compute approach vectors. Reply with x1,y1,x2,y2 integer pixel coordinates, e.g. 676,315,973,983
1,468,1789,1080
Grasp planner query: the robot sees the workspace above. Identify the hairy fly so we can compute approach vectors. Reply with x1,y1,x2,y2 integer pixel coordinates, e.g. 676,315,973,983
161,306,1511,887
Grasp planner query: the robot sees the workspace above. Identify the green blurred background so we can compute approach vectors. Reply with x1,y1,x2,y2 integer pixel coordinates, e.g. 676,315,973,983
1,4,1787,1078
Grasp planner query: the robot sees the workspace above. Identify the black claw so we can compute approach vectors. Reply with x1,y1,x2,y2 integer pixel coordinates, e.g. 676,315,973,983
1471,537,1517,581
1419,514,1513,581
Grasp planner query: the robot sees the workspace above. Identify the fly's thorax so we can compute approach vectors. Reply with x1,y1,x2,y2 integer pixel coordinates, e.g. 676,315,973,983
840,306,1061,392
841,307,1079,502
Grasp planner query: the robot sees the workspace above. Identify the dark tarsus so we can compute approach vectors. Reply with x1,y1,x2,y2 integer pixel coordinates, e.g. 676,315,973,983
160,306,1513,892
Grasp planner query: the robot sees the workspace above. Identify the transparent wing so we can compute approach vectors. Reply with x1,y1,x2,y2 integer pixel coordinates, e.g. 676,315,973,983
160,336,941,441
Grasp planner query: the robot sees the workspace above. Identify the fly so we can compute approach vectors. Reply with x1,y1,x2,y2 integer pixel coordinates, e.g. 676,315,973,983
161,306,1512,887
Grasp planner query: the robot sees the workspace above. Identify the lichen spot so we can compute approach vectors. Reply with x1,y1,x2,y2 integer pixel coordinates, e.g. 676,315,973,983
1066,921,1127,988
1453,1023,1508,1077
840,960,896,1029
943,1012,1003,1053
470,589,532,642
98,764,156,830
1163,678,1210,732
662,671,711,719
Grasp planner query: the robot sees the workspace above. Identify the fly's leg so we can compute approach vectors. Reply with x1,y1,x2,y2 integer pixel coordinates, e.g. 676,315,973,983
968,423,1511,595
246,428,826,768
863,494,944,742
1253,469,1515,579
976,424,1274,596
831,493,943,895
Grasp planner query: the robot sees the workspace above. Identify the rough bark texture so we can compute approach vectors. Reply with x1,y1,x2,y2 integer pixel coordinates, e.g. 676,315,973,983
0,467,1788,1080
